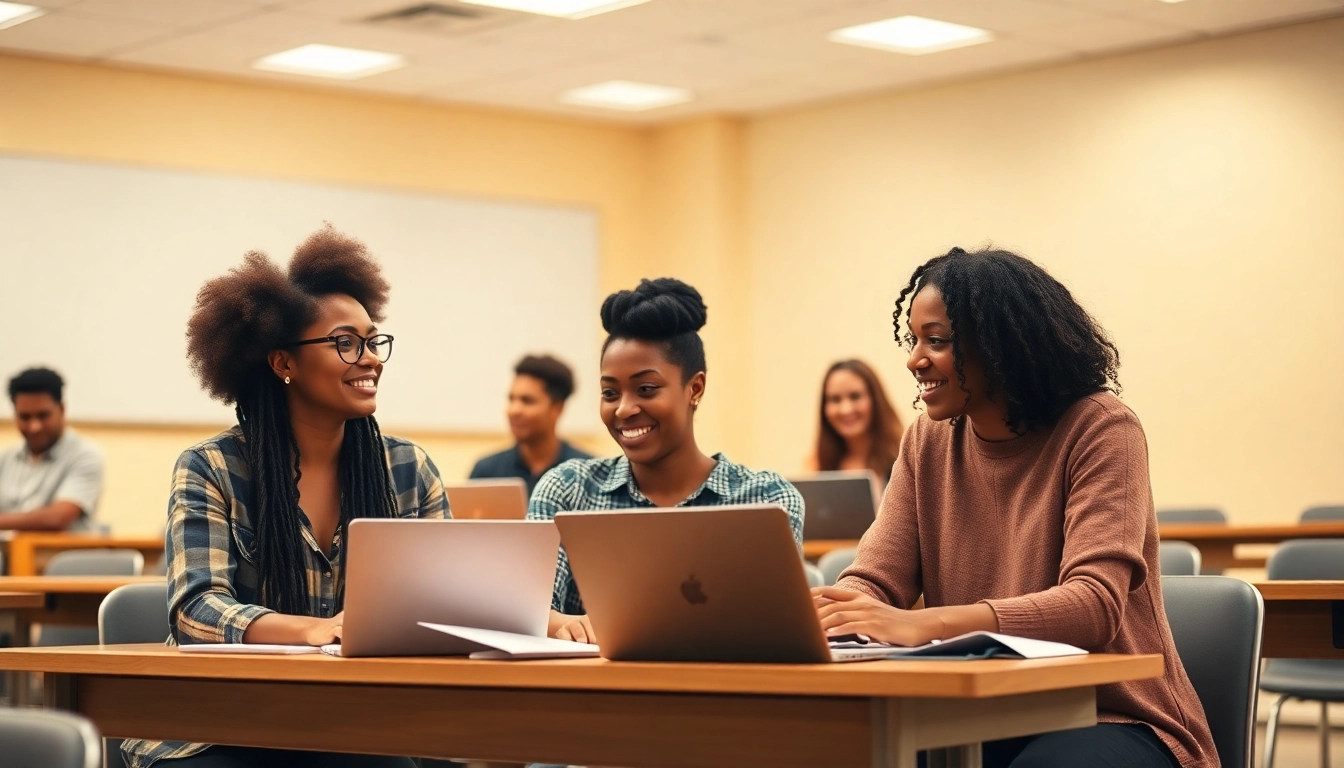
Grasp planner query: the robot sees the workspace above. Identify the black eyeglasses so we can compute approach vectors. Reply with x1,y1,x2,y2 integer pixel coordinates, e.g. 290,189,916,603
288,333,394,364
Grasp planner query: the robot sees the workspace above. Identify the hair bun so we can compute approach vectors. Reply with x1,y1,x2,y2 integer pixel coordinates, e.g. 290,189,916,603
600,278,707,339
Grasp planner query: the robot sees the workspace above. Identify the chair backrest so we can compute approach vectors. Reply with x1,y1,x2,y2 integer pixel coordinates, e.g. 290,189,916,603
0,708,101,768
1161,576,1263,768
817,546,858,586
1266,538,1344,581
1300,505,1344,523
44,549,144,576
99,582,170,644
1156,508,1227,525
38,549,145,646
1157,541,1201,576
803,562,825,589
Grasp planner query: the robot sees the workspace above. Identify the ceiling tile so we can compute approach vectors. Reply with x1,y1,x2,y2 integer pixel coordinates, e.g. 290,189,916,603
60,0,262,29
0,11,175,59
1010,15,1198,54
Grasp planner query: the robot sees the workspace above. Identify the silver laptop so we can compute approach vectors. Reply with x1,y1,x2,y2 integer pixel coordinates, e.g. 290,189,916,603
790,470,880,540
553,506,893,663
335,519,558,657
444,478,529,520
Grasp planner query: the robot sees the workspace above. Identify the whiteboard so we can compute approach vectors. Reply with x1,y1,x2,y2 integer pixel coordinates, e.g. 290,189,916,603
0,154,601,434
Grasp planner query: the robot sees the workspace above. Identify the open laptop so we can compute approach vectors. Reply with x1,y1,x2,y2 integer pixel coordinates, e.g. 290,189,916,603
790,470,881,540
444,478,529,520
552,506,895,663
333,518,558,657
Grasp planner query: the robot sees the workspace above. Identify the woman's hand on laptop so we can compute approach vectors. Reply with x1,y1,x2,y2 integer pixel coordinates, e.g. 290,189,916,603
548,610,596,644
812,587,942,647
303,612,344,646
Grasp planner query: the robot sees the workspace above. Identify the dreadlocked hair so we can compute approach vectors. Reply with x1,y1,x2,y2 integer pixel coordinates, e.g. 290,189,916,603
186,225,398,615
893,246,1121,435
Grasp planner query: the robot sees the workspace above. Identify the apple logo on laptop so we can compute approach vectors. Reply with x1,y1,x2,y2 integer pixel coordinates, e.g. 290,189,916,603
680,575,708,605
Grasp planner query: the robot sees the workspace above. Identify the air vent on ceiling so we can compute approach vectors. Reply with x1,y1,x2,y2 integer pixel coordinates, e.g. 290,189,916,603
361,2,524,36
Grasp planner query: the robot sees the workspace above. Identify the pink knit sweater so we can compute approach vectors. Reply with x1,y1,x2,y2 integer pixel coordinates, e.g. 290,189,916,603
837,393,1216,768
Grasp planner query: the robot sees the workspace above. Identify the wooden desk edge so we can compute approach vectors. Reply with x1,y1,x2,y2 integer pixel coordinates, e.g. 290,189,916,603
0,645,1163,699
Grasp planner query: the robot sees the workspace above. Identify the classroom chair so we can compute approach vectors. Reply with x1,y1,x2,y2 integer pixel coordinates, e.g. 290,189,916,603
1300,505,1344,522
1155,508,1227,525
1259,539,1344,768
37,549,144,647
1157,541,1201,576
817,546,858,586
0,707,102,768
99,582,170,768
803,562,826,589
1161,575,1263,768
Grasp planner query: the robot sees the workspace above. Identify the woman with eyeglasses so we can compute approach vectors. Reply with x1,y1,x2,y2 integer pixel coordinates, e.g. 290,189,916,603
122,226,447,768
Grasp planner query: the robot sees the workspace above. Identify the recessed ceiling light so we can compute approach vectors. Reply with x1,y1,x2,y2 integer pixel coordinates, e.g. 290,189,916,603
253,44,405,80
0,2,44,30
459,0,649,19
828,15,994,55
560,80,691,111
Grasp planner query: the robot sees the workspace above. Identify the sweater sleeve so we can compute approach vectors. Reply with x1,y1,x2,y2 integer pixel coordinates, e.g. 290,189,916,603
834,420,923,609
984,402,1151,648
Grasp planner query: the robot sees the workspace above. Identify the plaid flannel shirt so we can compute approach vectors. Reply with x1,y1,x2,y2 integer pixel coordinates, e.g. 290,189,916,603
526,454,804,615
122,426,448,768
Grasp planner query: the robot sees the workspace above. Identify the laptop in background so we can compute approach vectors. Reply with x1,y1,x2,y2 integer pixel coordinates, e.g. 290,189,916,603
789,470,880,540
335,519,557,657
553,506,893,663
444,478,529,520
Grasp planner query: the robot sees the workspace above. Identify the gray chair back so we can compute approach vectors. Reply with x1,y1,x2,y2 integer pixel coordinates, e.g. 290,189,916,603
99,582,170,645
803,562,825,589
1156,508,1227,525
1268,539,1344,580
1161,575,1263,768
817,546,858,586
0,708,101,768
38,549,145,646
1300,505,1344,522
1157,541,1201,576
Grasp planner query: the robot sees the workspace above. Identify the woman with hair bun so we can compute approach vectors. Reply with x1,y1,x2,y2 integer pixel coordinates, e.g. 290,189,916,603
122,226,447,768
527,277,804,644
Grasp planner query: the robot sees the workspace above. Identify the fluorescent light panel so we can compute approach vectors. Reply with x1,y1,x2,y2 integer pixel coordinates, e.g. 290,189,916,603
561,80,691,111
253,44,405,80
0,1,44,30
828,15,994,55
459,0,649,19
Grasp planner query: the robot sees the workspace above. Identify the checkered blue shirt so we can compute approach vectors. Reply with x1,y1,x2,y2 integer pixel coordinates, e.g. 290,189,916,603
527,454,804,615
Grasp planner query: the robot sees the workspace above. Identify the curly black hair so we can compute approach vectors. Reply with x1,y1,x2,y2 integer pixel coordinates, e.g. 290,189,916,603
600,277,707,382
184,225,397,615
894,246,1121,434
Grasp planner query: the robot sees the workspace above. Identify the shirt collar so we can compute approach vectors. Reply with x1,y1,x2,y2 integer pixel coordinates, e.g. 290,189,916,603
600,453,735,505
18,431,68,462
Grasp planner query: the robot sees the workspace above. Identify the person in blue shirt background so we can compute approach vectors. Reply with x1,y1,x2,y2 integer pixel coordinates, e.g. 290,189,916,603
469,354,591,496
528,277,804,644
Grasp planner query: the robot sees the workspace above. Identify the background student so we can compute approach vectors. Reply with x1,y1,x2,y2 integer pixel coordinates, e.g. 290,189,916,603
0,366,105,531
122,227,448,768
470,354,592,495
814,247,1216,768
527,277,804,644
809,359,904,483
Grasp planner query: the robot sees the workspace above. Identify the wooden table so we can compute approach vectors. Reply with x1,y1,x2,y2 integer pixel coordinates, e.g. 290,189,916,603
1255,581,1344,660
0,645,1162,768
803,539,858,560
1159,523,1344,570
0,532,164,576
0,591,45,610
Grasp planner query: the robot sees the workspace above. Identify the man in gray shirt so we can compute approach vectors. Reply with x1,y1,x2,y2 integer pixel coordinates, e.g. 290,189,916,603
0,368,104,531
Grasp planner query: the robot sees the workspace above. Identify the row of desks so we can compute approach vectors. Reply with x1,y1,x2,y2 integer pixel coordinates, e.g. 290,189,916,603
803,520,1344,569
0,576,1339,766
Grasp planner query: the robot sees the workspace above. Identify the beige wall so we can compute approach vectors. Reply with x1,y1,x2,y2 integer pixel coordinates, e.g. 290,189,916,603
745,18,1344,523
3,16,1342,533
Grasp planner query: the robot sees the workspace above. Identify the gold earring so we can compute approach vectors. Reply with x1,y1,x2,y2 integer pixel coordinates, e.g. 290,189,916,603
284,376,291,385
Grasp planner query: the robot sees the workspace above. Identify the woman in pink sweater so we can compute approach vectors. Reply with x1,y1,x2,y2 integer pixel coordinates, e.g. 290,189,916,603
814,247,1216,768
